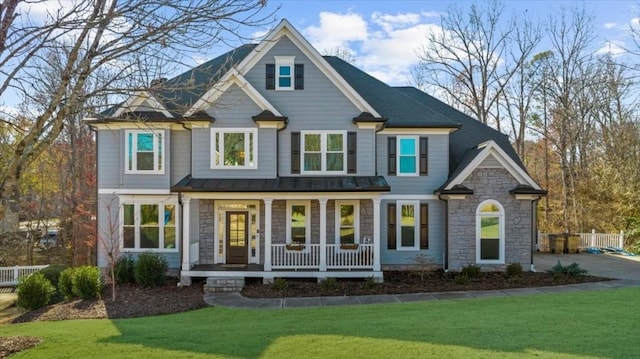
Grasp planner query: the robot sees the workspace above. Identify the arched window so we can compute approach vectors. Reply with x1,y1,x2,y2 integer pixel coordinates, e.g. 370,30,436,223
476,200,505,264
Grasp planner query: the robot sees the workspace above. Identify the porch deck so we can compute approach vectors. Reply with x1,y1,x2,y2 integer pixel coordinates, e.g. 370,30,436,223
184,263,382,282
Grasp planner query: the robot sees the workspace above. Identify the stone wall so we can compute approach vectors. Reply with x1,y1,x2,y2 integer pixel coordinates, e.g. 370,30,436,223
199,200,215,264
448,168,533,270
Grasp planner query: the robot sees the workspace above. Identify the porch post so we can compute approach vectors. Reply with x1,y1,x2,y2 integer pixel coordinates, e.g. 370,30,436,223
264,198,273,271
181,197,192,285
372,198,381,271
319,197,328,272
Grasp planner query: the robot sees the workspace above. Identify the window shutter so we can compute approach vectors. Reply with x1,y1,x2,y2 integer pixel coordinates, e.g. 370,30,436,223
387,137,396,175
387,203,396,249
294,64,304,90
347,131,357,174
266,64,275,90
420,204,428,249
419,137,428,175
291,132,300,174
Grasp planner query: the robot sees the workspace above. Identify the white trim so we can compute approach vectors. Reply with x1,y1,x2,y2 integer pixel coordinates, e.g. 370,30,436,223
119,197,179,252
234,20,380,117
379,194,438,200
274,56,295,91
210,128,258,169
355,122,383,130
475,199,505,264
396,200,420,251
335,200,360,246
254,120,286,129
124,129,165,175
186,192,384,201
438,194,469,200
514,194,540,200
286,200,311,245
99,189,172,195
113,90,174,119
91,122,177,130
445,140,541,190
378,128,456,135
396,136,419,176
300,131,347,175
213,200,261,265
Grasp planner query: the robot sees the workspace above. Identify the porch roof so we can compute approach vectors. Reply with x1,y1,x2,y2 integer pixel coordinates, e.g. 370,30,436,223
172,175,390,193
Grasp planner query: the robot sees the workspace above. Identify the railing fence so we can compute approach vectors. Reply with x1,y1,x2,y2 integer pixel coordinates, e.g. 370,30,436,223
537,229,624,252
0,265,49,286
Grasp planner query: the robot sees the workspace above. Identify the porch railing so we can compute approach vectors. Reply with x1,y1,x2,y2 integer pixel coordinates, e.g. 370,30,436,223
327,244,373,269
0,265,49,286
271,243,373,270
537,230,624,252
272,244,321,269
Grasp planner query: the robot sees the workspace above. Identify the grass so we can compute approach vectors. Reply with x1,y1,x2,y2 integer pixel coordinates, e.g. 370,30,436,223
2,288,639,358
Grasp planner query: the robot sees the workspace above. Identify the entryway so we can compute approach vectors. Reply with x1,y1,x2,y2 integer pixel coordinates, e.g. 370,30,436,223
226,211,248,264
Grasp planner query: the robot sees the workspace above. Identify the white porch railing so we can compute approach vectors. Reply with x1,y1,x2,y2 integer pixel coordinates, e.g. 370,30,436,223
537,230,624,252
0,265,49,286
271,243,374,270
327,244,373,269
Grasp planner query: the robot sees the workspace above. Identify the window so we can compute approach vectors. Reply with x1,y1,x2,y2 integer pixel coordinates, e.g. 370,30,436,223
275,56,294,90
387,136,428,176
301,131,346,174
398,136,418,175
125,130,164,174
211,129,257,169
287,201,310,245
387,201,428,250
335,201,359,245
122,202,177,251
476,200,505,264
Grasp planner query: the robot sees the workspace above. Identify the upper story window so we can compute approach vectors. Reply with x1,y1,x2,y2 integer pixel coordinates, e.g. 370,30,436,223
301,131,346,174
122,201,177,251
398,136,418,175
125,130,164,174
266,56,304,90
211,128,257,169
387,136,428,176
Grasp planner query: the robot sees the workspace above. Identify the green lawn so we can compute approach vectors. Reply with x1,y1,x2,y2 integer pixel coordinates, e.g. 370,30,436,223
2,288,639,358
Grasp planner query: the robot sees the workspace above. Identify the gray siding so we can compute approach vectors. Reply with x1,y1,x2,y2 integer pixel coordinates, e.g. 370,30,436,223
170,129,191,185
96,193,119,268
377,133,449,194
122,129,171,189
97,130,121,189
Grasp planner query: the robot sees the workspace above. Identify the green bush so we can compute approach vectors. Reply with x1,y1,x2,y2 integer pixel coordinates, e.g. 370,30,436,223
58,267,76,299
16,273,55,310
114,255,136,284
134,252,168,288
40,264,68,303
271,277,288,290
364,276,378,289
319,277,337,291
454,274,470,285
72,266,102,300
460,264,481,279
505,263,523,278
548,261,588,278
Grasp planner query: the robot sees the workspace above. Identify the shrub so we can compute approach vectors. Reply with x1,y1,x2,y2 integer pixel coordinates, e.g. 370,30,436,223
548,261,588,278
16,273,55,310
411,254,433,282
40,264,68,304
72,266,102,300
460,264,481,279
114,255,136,284
364,276,378,289
134,252,168,288
271,277,288,291
505,263,523,278
319,277,337,291
454,274,470,285
58,267,76,299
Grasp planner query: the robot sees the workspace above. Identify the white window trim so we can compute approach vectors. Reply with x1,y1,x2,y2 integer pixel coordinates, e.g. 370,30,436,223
275,56,295,91
119,198,179,253
300,130,347,175
475,199,505,264
335,200,360,247
396,135,419,177
286,200,310,246
213,201,261,265
396,200,420,251
210,128,258,169
125,130,164,174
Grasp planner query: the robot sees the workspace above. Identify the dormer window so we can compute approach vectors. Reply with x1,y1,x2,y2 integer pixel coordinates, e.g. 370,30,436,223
266,56,304,90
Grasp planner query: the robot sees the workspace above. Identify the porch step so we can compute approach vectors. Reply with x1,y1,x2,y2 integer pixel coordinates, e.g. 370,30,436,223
204,277,245,293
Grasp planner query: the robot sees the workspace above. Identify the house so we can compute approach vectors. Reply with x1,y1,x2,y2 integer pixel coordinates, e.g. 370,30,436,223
87,19,546,285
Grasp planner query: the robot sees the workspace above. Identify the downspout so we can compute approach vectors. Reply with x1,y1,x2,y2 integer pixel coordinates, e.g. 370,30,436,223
444,199,449,271
531,198,538,272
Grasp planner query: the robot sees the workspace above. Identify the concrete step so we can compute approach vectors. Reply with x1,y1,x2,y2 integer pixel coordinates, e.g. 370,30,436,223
204,276,245,293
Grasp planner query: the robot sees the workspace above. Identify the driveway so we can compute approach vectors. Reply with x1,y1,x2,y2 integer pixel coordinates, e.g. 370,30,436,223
534,252,640,280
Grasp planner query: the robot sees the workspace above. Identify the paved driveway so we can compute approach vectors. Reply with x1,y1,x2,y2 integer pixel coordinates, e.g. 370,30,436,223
534,252,640,280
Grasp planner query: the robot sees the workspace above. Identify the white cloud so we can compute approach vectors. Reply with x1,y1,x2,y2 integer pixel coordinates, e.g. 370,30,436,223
603,22,618,30
421,11,442,18
371,12,420,32
305,12,368,51
632,17,640,30
595,40,627,56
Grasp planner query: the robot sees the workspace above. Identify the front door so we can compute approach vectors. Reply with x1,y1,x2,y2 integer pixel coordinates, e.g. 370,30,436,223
226,211,248,264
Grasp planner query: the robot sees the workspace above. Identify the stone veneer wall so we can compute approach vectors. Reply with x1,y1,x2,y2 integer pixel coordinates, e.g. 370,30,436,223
199,200,215,264
448,168,533,270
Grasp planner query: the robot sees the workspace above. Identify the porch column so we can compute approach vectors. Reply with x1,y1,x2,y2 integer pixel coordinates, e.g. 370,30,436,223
373,198,381,271
181,197,191,272
319,197,328,271
264,198,273,271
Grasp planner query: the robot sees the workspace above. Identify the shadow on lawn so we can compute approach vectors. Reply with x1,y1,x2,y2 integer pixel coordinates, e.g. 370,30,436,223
101,288,637,358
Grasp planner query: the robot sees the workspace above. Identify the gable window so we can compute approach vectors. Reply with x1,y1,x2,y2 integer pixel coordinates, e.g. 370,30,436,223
211,129,257,169
122,201,177,251
387,201,428,250
476,200,505,264
287,201,310,245
387,136,428,176
301,131,346,174
275,56,294,90
125,130,164,174
335,201,359,245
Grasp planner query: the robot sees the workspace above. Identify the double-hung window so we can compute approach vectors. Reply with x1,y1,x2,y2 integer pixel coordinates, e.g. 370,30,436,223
397,136,418,176
287,201,310,246
125,130,164,174
122,201,177,251
211,128,257,169
336,201,359,245
397,201,419,250
301,131,346,174
275,56,294,90
476,200,505,264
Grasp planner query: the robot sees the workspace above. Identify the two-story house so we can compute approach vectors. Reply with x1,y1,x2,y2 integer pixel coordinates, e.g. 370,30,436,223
87,20,545,285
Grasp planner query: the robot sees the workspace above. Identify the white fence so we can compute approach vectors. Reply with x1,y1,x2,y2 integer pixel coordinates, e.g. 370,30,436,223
271,243,374,270
537,230,624,252
0,265,49,286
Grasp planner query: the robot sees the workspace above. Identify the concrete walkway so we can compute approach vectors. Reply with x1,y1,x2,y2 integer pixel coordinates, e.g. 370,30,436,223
204,279,640,309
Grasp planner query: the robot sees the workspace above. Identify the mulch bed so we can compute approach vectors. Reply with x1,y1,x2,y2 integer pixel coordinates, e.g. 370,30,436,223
0,336,42,359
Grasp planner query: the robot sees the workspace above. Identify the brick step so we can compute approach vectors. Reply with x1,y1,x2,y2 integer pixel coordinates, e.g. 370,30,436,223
204,276,245,293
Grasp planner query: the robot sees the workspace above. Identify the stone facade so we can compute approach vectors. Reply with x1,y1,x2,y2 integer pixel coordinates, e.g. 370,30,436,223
448,168,534,271
199,200,215,264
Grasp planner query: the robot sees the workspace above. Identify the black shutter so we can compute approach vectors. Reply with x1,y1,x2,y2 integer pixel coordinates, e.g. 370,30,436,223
347,131,357,173
420,204,428,249
387,203,396,249
291,132,300,174
419,137,428,175
387,137,396,175
294,64,304,90
266,64,275,90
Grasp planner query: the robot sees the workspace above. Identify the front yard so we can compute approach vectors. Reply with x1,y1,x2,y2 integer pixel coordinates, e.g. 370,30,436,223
2,287,638,358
